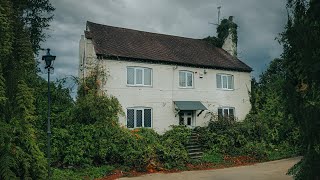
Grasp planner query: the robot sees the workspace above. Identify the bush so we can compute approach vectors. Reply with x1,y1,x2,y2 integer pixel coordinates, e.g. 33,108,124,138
201,149,224,163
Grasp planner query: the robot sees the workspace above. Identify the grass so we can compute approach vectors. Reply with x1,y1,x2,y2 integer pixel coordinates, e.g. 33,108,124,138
52,165,114,180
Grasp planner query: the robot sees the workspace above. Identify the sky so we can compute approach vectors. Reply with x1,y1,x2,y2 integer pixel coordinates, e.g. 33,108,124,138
40,0,288,95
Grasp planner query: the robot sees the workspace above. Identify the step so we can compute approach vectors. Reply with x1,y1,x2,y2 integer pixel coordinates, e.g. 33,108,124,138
188,151,203,156
186,143,201,147
190,155,203,159
189,136,199,140
187,147,202,151
186,145,201,149
187,148,202,153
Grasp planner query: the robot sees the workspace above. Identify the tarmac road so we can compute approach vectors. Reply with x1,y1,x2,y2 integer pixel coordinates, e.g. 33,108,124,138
120,157,301,180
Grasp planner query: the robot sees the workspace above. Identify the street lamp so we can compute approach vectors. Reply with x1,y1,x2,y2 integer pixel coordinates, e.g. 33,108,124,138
42,48,56,179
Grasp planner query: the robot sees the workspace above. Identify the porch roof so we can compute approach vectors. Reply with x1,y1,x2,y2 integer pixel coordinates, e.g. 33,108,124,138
174,101,207,111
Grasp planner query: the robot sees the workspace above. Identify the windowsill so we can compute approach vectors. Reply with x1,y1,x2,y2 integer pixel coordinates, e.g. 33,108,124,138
127,84,153,87
217,88,234,91
179,86,194,89
128,127,152,129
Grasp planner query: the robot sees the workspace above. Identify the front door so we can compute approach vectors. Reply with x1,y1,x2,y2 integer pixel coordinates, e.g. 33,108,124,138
179,111,195,127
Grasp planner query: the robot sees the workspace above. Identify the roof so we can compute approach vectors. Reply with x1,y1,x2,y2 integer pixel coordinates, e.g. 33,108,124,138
174,101,207,111
85,21,252,72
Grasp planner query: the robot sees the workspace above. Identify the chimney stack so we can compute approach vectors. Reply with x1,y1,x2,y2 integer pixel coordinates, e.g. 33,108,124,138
222,16,237,57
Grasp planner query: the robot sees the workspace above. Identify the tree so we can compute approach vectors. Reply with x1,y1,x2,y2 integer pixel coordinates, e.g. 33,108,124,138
281,0,320,179
0,0,54,178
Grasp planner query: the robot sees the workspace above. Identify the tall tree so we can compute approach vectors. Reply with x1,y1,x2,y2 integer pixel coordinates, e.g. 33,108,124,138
0,0,54,179
281,0,320,179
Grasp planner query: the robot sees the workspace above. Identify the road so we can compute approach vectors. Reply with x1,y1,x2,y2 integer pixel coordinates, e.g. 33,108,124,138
120,157,301,180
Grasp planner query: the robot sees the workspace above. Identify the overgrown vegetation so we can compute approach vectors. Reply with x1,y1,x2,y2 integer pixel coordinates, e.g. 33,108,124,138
280,0,320,179
0,0,318,179
203,16,237,49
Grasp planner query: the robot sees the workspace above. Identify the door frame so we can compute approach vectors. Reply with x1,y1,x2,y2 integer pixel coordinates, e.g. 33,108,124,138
179,110,195,127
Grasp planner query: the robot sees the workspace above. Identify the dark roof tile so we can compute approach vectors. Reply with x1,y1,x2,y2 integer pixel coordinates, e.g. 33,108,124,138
85,21,252,72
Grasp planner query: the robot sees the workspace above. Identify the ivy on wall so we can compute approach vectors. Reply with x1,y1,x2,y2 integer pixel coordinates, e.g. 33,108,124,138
203,16,238,48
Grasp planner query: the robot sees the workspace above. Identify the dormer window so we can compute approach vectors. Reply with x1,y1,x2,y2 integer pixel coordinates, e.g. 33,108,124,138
179,71,193,88
127,67,152,86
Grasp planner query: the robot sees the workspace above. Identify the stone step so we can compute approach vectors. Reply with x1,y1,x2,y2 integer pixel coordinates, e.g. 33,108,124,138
187,148,202,153
186,144,201,149
188,151,203,156
186,142,201,146
190,155,203,159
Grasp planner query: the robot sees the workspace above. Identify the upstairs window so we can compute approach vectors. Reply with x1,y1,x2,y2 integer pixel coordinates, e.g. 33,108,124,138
216,74,234,90
127,67,152,86
127,108,152,128
218,107,235,120
179,71,193,88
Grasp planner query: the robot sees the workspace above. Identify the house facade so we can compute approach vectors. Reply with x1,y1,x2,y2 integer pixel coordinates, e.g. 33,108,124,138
79,21,252,134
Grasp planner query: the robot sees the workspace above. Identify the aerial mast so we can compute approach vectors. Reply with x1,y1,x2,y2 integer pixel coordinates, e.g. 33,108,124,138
217,6,221,25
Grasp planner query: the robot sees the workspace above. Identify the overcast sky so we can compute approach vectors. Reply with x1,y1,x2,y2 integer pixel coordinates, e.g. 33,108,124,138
40,0,287,95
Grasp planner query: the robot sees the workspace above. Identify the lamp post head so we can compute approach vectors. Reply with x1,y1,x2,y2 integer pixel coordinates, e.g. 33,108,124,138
42,48,56,69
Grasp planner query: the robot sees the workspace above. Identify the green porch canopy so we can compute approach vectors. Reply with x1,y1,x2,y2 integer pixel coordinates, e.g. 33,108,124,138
174,101,207,111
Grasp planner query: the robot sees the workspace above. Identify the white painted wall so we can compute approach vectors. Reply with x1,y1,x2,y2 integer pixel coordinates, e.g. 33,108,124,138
79,37,252,134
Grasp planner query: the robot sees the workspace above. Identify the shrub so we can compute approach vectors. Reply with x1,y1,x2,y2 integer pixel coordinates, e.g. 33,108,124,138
201,149,224,164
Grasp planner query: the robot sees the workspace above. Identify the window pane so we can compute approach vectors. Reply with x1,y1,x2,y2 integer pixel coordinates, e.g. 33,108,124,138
227,75,233,89
127,68,134,85
136,69,143,84
216,74,222,88
144,68,151,85
187,72,193,87
230,76,234,89
127,109,134,128
224,109,229,117
218,108,223,119
179,71,186,87
144,109,152,127
222,76,227,88
136,110,142,127
229,108,234,120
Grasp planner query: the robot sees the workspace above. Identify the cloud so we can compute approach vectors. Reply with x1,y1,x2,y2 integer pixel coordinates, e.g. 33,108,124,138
40,0,288,95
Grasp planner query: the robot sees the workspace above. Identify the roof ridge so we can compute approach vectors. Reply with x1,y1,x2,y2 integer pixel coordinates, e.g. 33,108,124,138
86,21,203,41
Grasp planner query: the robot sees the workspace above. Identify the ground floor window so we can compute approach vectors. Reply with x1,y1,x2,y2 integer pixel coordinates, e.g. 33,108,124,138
218,107,235,120
127,108,152,128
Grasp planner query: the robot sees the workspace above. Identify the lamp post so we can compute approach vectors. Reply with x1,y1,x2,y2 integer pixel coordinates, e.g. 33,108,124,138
42,48,56,179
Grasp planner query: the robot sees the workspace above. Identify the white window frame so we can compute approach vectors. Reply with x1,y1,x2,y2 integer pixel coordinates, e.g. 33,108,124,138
179,71,194,88
218,107,235,119
217,74,234,90
126,107,153,128
127,67,152,87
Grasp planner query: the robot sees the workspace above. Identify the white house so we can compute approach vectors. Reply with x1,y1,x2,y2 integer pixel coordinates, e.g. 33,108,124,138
79,21,252,134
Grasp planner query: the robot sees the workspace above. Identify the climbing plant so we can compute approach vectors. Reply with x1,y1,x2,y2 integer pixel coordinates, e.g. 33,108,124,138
203,16,238,50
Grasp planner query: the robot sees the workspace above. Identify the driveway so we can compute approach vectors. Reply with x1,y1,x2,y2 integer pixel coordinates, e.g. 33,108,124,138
120,157,301,180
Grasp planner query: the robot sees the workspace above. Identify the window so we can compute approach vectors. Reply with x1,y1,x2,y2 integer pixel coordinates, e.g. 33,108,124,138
218,107,235,120
127,108,152,128
179,71,193,88
127,67,152,86
216,74,234,90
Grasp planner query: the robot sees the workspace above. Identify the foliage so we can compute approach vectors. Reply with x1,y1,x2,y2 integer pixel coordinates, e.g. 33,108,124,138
201,149,224,164
156,126,191,169
196,58,301,163
280,0,320,179
203,36,223,48
217,16,238,46
0,0,54,179
203,16,237,50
